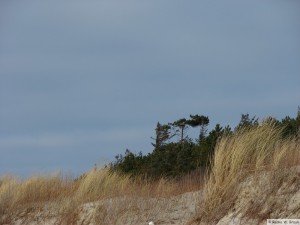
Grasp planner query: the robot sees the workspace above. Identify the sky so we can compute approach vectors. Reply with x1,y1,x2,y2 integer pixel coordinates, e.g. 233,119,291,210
0,0,299,178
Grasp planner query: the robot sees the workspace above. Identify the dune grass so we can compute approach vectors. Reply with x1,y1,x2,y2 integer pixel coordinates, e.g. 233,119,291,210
1,123,299,224
0,166,203,224
192,123,300,224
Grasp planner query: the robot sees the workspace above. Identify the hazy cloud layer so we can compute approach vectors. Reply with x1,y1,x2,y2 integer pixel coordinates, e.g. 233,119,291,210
1,0,299,177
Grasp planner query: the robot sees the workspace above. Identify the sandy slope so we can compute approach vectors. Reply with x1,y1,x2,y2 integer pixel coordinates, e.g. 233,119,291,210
5,180,300,225
5,167,300,225
215,167,300,225
8,186,299,225
6,191,202,225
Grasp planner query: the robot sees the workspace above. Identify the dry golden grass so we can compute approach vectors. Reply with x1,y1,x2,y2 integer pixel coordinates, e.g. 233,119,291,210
0,166,203,224
192,123,300,224
2,123,298,224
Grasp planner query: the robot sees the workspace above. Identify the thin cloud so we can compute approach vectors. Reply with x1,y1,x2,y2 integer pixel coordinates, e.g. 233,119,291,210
0,0,299,177
0,128,148,149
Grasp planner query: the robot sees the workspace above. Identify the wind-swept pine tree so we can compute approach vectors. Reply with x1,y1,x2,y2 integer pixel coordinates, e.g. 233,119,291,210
187,114,209,142
151,122,173,150
235,113,259,131
170,118,189,143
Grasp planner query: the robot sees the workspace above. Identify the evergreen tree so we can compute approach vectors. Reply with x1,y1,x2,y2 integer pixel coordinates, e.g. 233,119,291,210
261,116,279,126
111,108,300,180
151,122,173,150
187,114,209,142
235,113,259,131
170,118,189,143
280,108,300,137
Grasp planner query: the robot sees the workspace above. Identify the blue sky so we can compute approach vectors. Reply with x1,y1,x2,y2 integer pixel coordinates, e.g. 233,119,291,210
1,0,299,177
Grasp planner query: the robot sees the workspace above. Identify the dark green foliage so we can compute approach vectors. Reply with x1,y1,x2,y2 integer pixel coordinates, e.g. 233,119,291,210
235,113,259,131
112,141,200,178
187,114,209,142
193,124,232,168
111,116,224,179
112,149,145,176
110,107,300,179
280,108,300,137
261,116,280,126
151,122,174,150
169,118,189,143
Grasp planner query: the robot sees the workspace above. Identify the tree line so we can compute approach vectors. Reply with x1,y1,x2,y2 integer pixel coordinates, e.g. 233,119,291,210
110,108,300,179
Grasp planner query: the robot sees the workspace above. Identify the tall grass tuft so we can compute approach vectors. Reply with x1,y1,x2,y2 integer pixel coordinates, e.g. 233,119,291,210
193,123,300,223
0,166,203,224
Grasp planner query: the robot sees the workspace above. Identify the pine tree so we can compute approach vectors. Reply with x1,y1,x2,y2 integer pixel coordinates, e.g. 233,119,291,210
170,118,189,143
187,114,209,142
151,122,173,150
235,113,258,131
